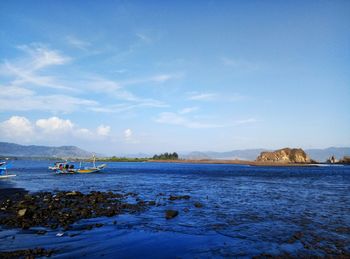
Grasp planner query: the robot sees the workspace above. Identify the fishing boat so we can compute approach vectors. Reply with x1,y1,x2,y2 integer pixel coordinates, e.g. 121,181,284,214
0,161,16,179
49,156,106,174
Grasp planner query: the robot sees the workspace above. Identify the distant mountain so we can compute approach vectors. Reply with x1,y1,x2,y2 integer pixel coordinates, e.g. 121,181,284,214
305,147,350,162
181,147,350,162
182,149,266,160
0,142,95,158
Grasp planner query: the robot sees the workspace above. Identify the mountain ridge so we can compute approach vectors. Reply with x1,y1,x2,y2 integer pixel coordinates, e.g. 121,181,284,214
0,142,95,158
182,147,350,162
1,142,349,162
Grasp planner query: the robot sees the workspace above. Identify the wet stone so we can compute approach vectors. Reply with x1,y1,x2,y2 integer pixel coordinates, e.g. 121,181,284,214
165,210,179,219
194,202,203,208
0,191,148,231
169,195,191,201
36,230,47,235
0,247,54,258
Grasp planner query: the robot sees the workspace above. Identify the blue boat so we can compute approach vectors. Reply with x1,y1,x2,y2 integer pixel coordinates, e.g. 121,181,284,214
0,161,16,179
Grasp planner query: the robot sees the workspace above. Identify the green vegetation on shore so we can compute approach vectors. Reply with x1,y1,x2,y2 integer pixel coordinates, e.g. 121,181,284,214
97,156,149,162
97,152,179,162
152,152,179,160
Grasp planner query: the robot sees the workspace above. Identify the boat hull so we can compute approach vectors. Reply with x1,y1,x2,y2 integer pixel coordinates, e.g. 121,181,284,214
0,174,16,179
55,164,106,174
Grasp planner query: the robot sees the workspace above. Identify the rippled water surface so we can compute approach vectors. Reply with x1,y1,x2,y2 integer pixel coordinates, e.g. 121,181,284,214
1,161,350,258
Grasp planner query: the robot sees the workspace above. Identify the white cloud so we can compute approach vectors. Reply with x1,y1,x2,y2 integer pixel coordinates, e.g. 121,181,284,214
187,92,218,101
0,43,173,115
124,129,132,140
187,91,246,102
122,128,139,144
0,116,34,142
155,112,223,129
233,118,258,125
150,74,174,83
85,77,169,109
17,44,71,70
0,90,99,113
0,116,112,144
120,73,180,86
88,100,168,113
136,33,152,43
66,35,90,50
36,117,74,134
221,57,260,71
97,125,111,137
3,62,73,91
1,44,73,91
0,85,34,97
179,107,198,114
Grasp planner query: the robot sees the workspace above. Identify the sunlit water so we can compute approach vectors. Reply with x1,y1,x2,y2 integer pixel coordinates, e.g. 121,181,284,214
0,161,349,258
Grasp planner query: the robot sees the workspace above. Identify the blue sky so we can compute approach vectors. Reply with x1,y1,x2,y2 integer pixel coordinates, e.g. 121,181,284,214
0,0,349,155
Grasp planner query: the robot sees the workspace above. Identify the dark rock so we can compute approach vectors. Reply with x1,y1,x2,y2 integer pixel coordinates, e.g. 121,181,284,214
287,231,304,243
0,190,148,231
165,210,179,219
36,230,47,235
0,247,54,258
194,202,203,208
169,195,191,201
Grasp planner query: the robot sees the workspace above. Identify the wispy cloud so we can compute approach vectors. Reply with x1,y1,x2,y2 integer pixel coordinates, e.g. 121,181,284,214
155,112,223,129
1,44,74,91
0,85,98,113
121,73,181,86
187,92,218,101
135,33,152,44
66,35,90,50
233,118,258,125
88,101,168,113
178,107,198,114
0,43,175,113
85,77,170,106
17,44,71,70
221,57,260,71
187,91,246,102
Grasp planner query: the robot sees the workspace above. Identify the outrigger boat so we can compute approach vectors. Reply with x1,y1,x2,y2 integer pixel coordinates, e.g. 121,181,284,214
0,161,16,179
49,156,106,174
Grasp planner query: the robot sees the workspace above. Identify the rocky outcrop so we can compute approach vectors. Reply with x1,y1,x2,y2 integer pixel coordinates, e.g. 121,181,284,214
256,148,311,163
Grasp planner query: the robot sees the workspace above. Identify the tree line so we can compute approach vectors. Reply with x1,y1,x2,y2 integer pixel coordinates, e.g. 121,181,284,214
152,152,179,160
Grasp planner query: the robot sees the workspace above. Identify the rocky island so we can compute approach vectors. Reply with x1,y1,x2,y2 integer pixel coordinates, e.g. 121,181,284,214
256,148,312,163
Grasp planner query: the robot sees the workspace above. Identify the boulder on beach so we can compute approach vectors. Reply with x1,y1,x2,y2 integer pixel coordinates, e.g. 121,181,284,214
256,148,311,163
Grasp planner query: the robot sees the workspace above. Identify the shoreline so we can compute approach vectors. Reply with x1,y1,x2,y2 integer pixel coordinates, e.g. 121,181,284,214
146,159,322,167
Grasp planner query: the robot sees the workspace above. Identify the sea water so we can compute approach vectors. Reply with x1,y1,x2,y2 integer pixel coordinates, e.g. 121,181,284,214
0,161,349,258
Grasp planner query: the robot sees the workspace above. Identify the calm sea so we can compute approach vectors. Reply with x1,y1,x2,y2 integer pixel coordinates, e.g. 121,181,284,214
0,160,349,258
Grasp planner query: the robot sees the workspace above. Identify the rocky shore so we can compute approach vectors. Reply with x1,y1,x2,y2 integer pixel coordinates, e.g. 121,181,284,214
0,188,348,258
0,190,149,230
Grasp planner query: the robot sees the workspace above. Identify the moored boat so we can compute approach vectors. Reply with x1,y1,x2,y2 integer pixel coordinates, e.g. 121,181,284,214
0,161,16,179
49,156,106,174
